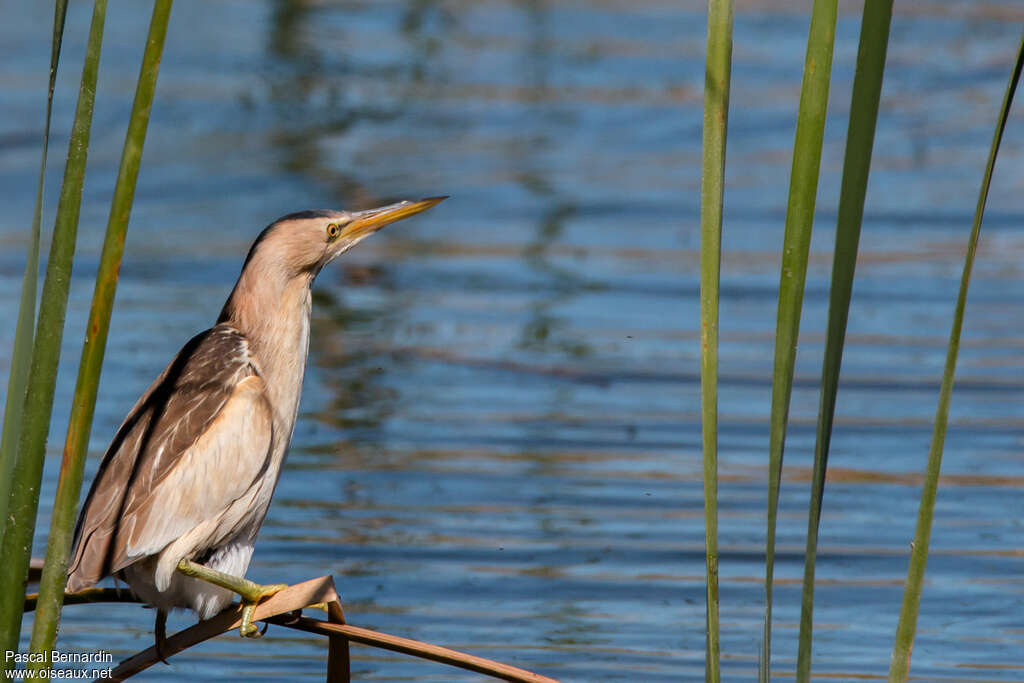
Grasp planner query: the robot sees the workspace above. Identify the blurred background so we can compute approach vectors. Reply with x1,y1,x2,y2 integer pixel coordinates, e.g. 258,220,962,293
2,1,1024,680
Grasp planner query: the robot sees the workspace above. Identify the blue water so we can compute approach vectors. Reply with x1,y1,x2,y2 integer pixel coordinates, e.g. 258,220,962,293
3,1,1024,680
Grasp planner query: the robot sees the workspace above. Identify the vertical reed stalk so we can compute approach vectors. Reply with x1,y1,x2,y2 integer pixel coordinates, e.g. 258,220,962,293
0,0,69,550
28,0,174,666
887,32,1024,683
795,2,893,680
0,0,108,663
761,1,837,680
699,1,733,680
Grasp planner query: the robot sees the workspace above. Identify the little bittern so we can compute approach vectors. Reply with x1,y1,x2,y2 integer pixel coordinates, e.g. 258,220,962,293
66,196,445,653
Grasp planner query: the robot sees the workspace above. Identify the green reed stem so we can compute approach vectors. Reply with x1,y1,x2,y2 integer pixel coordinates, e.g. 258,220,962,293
699,1,733,681
795,2,893,680
888,31,1024,683
761,2,837,681
28,0,173,667
0,0,108,664
0,0,69,554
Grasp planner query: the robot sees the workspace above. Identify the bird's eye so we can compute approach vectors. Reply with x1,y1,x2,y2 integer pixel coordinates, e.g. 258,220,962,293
326,223,341,240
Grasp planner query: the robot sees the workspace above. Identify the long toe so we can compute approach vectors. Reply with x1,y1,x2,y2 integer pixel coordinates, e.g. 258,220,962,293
255,583,288,600
239,603,261,638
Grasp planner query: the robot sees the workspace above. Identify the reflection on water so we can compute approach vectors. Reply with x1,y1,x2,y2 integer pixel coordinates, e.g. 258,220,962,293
3,1,1024,681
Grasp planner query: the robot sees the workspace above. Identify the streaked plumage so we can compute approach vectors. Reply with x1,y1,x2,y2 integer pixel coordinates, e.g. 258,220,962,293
67,325,274,617
66,198,445,628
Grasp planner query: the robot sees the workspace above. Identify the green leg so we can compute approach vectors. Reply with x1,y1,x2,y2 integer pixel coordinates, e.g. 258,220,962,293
176,559,287,637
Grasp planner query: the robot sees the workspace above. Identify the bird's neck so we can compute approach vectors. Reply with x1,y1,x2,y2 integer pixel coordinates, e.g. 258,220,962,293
219,268,313,433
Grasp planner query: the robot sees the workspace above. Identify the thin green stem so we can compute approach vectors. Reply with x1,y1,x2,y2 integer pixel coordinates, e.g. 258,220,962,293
28,0,174,667
761,1,838,680
795,2,893,680
699,0,733,681
0,0,108,664
888,31,1024,683
0,0,69,552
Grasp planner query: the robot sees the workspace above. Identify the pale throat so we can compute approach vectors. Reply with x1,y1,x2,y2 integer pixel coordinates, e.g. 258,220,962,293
222,266,313,432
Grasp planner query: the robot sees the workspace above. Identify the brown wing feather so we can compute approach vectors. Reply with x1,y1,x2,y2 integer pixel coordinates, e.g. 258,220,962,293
66,324,267,592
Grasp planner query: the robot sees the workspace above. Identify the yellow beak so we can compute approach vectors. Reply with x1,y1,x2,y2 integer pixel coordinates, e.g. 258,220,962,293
340,196,447,243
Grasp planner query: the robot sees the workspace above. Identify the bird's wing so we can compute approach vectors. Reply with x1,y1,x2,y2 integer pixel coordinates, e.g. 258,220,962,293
66,324,274,592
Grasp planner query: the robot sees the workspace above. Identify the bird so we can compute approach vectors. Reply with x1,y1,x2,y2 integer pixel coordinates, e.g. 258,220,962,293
65,196,445,654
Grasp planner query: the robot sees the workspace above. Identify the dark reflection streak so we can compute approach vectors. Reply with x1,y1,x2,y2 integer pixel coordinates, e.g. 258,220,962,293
263,1,407,455
517,1,588,360
514,5,593,494
267,0,373,199
509,5,606,639
269,0,311,59
400,0,451,85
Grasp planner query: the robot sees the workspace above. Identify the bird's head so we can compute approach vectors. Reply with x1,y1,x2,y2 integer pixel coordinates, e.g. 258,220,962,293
246,196,447,279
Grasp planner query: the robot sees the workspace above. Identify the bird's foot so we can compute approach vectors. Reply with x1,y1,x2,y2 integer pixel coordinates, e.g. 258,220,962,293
235,579,288,605
238,602,269,638
238,582,286,638
176,559,287,638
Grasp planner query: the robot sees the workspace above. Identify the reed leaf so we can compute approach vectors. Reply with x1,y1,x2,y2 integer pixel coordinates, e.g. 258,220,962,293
27,0,174,666
887,32,1024,683
0,0,69,554
795,2,893,680
760,1,837,680
0,0,108,661
699,0,733,680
